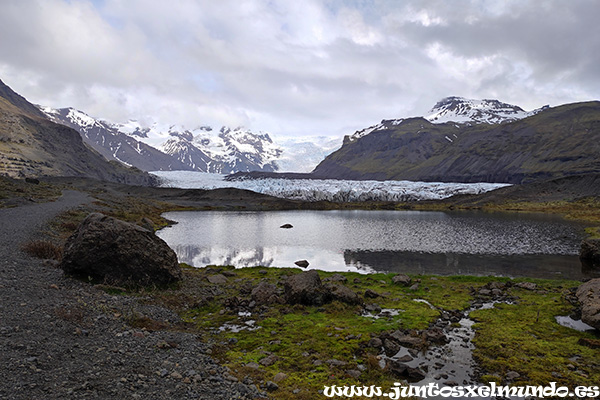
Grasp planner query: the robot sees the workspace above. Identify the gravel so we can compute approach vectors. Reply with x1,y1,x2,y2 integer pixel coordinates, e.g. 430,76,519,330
0,190,263,399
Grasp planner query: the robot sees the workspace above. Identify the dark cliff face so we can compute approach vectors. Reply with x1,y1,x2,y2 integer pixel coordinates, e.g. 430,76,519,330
313,102,600,184
0,80,157,186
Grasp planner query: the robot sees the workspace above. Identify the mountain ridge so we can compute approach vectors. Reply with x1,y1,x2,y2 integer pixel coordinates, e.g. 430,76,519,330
0,80,156,185
40,106,298,174
313,99,600,184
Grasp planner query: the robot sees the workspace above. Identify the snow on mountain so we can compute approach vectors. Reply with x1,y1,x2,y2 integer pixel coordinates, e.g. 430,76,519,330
39,106,191,171
159,126,283,174
153,171,509,202
425,96,548,125
347,119,405,142
341,97,548,146
38,106,289,173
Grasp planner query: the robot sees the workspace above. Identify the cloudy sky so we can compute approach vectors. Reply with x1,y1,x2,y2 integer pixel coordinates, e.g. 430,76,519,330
1,0,599,140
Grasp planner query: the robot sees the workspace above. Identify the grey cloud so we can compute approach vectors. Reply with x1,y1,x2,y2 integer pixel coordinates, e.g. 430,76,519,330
0,0,599,139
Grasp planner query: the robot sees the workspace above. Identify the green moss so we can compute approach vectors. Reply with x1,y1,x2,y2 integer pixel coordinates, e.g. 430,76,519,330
471,281,600,387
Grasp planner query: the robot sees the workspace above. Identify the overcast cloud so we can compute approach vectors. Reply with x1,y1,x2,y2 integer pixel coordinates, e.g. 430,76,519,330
1,0,599,139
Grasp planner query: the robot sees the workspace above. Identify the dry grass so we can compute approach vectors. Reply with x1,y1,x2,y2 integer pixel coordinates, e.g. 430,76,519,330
21,239,63,261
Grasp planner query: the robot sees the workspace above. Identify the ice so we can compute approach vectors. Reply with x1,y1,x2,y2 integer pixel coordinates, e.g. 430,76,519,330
151,171,509,202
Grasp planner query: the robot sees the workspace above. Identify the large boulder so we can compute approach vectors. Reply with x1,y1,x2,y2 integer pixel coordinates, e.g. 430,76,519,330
60,213,182,287
576,279,600,330
284,270,331,306
251,281,282,305
327,284,362,305
580,239,600,267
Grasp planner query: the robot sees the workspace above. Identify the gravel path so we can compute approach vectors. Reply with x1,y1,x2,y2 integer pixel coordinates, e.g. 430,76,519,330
0,191,262,399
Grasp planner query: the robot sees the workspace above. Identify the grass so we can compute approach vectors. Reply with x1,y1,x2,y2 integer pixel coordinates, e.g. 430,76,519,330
471,280,600,386
21,239,63,260
106,266,599,399
0,175,62,207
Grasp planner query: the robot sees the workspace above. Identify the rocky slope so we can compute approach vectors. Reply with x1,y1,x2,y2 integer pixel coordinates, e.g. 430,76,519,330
313,99,600,183
0,80,156,185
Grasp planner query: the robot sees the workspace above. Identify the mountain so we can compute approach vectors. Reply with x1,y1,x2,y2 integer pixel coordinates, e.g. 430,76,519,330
425,96,547,124
0,79,156,185
161,126,282,174
313,99,600,184
40,107,192,171
40,106,285,173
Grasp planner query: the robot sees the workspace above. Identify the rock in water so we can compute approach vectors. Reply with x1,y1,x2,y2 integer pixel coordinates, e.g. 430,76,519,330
576,278,600,330
60,213,182,287
580,239,600,267
280,224,293,229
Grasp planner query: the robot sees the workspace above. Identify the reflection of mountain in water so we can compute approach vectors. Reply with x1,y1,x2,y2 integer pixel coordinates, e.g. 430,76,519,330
343,250,599,280
174,245,275,268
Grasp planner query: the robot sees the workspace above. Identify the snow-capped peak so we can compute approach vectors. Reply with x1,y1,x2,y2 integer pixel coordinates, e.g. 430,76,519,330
348,118,404,142
426,96,547,125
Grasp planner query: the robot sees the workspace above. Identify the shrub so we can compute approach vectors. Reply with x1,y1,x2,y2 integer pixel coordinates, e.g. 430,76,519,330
21,240,63,261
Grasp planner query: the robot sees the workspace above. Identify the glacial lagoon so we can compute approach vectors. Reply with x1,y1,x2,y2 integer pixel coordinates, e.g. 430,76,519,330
157,209,597,279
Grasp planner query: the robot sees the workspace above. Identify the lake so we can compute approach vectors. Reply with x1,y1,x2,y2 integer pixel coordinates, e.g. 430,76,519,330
156,209,597,279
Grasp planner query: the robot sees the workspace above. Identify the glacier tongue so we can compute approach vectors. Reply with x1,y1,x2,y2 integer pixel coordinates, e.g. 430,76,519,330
152,171,509,202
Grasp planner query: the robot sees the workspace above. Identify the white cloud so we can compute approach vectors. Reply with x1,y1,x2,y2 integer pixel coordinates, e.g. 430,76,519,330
1,0,599,139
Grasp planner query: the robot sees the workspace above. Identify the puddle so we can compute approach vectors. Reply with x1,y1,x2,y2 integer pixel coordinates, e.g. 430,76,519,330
556,316,596,332
218,312,259,332
362,308,403,319
218,320,260,333
413,299,437,309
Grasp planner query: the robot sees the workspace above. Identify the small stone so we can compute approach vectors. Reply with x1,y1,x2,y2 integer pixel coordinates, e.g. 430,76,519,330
396,354,413,363
265,381,279,391
409,283,419,291
346,369,361,379
294,260,309,268
170,372,183,380
280,224,293,229
364,289,380,298
273,372,288,382
326,359,348,367
506,371,520,381
391,274,412,286
328,274,348,283
207,274,227,284
49,284,59,290
516,282,538,290
259,354,278,366
245,362,260,370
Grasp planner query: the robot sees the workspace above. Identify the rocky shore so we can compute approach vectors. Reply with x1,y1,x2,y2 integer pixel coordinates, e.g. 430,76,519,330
0,191,262,400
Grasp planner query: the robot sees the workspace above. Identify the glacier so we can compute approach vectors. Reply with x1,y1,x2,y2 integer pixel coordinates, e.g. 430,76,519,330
152,171,510,202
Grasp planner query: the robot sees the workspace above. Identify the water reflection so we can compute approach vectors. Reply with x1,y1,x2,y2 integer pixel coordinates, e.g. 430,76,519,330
157,210,597,279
